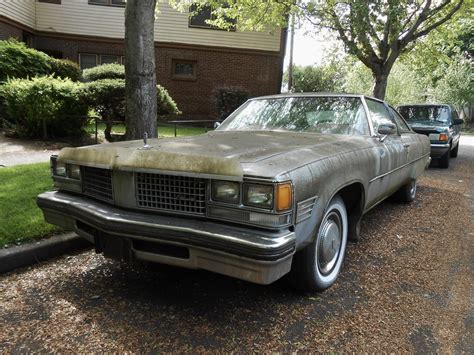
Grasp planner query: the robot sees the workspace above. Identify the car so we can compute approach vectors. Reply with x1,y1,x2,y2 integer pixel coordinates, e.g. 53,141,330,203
397,104,463,168
37,93,430,291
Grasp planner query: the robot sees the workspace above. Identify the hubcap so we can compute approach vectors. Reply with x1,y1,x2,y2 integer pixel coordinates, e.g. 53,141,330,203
318,211,342,276
410,181,416,198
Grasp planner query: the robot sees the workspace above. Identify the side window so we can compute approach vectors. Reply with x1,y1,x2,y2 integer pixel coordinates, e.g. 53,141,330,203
365,99,397,134
389,107,411,132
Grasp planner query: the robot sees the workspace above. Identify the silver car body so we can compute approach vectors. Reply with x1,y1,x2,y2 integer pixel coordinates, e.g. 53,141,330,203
37,94,430,284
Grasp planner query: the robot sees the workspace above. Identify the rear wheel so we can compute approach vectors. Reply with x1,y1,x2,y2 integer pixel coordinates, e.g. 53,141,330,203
395,179,417,203
450,143,459,158
290,195,348,291
439,149,450,168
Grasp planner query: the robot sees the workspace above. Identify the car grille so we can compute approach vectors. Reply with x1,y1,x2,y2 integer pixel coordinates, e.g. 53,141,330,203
412,129,439,137
136,172,207,215
82,167,114,202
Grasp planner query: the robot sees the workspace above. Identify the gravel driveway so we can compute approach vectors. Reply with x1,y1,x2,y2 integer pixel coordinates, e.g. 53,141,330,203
1,136,473,352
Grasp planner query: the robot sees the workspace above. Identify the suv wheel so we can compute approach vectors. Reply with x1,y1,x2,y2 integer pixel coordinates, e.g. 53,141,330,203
450,143,459,158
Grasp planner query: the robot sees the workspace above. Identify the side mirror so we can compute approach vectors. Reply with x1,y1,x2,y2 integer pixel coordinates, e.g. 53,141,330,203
377,122,397,136
452,118,464,125
213,121,221,129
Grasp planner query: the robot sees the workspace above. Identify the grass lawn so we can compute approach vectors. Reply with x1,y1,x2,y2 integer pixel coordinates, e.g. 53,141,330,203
0,163,58,248
85,122,208,138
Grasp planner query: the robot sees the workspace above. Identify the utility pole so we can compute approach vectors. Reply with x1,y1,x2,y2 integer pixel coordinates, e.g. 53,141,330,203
287,14,295,92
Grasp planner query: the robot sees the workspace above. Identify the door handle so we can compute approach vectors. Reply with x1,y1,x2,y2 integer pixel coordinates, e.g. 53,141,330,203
403,143,410,148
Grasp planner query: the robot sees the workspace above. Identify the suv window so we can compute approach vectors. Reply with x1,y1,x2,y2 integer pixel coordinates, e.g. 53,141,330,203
389,107,411,132
365,99,397,134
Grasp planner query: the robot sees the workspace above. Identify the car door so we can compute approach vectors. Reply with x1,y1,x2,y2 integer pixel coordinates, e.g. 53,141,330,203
365,99,407,206
388,106,421,179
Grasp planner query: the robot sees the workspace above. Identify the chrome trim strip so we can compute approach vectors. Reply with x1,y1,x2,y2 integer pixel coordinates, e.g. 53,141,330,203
431,143,450,148
369,152,430,183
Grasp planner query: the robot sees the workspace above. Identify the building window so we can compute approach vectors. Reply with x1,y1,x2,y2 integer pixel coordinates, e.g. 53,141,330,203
172,59,197,81
88,0,126,7
101,55,120,64
189,4,236,31
79,54,98,70
79,53,124,70
38,0,61,4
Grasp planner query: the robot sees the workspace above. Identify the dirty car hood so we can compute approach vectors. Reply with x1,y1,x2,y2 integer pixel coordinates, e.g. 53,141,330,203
59,131,372,179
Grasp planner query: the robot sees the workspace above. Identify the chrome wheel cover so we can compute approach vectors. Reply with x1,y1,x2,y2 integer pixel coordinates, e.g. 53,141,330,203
317,211,342,276
409,180,417,199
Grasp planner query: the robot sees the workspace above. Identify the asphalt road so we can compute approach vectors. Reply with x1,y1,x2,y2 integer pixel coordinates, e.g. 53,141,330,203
1,136,473,352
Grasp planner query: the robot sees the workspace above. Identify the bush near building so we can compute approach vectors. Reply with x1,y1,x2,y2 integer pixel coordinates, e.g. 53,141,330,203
49,58,82,81
214,87,250,120
79,77,180,141
83,63,125,81
0,76,88,138
0,39,51,83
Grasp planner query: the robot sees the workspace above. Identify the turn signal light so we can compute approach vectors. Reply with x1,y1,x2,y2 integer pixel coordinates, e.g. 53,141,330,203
439,133,448,142
276,183,293,212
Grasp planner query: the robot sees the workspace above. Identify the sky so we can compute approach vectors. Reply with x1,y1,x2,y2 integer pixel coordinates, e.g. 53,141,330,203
283,21,341,68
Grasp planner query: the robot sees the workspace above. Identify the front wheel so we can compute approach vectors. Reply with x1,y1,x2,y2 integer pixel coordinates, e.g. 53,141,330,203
290,195,348,291
439,149,450,168
450,143,459,158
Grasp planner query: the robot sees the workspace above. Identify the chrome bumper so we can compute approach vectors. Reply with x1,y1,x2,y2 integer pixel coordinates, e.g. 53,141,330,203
37,191,296,284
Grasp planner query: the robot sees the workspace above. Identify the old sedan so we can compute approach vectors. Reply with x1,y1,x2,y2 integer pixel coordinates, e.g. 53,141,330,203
37,94,430,291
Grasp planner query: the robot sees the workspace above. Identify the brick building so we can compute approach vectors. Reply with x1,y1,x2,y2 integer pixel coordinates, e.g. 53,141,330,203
0,0,287,119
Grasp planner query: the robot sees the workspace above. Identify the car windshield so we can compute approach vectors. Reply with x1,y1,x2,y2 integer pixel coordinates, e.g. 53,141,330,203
218,96,370,136
398,105,450,123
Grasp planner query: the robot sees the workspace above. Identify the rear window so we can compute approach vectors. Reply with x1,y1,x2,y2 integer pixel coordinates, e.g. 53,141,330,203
398,106,450,123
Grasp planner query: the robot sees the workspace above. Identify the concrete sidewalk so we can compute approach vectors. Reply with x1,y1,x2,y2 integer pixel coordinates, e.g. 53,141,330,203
0,134,61,167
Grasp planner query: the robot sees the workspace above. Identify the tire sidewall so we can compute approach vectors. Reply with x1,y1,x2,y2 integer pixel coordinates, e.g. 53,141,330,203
312,196,348,289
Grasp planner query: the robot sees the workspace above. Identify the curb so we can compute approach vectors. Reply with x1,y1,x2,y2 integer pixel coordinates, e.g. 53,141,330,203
0,233,92,274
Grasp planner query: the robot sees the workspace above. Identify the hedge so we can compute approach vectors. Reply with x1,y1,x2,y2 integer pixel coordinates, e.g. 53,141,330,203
50,58,81,81
214,87,250,119
83,63,125,81
0,39,51,83
0,76,88,138
79,79,180,141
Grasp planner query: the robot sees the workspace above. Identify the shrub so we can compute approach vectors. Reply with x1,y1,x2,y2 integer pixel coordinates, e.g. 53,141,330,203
0,39,51,83
214,87,250,119
79,79,180,141
83,63,125,81
0,76,88,138
50,58,81,81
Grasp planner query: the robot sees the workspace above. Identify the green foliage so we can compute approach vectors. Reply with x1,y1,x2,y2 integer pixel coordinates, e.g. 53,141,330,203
0,76,88,138
157,84,180,115
83,63,125,81
49,58,81,81
285,58,347,93
80,79,179,120
214,87,249,119
0,39,51,82
343,59,372,96
80,79,126,122
0,163,58,247
430,56,473,111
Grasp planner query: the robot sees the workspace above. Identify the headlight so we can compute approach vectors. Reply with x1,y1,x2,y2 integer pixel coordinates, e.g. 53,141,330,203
211,180,239,203
67,164,81,180
243,184,273,209
54,161,67,177
50,156,80,180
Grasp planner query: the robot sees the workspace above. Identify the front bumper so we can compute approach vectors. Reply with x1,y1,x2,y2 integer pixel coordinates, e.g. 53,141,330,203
430,143,450,158
37,191,296,284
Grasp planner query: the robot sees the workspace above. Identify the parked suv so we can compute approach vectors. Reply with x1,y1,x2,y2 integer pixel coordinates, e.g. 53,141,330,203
397,104,463,168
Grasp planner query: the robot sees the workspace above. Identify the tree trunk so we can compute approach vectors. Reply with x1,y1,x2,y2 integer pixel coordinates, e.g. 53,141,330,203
124,0,157,141
372,71,389,100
